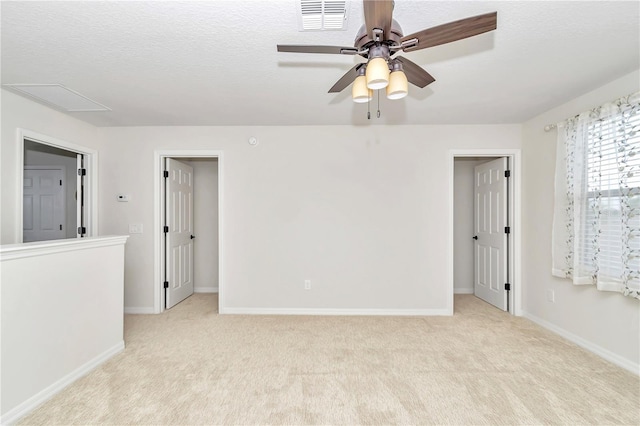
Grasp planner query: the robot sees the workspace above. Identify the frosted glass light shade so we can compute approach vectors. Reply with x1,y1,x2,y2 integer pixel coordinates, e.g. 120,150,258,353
386,70,408,100
352,75,373,103
366,57,390,90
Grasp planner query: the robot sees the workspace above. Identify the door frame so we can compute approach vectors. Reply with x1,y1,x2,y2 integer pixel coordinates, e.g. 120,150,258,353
448,149,522,316
153,150,224,314
17,129,98,243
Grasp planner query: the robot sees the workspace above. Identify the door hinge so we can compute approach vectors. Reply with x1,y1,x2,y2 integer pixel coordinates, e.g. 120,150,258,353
505,283,511,291
505,226,511,234
164,281,169,289
163,226,169,233
77,226,86,235
60,179,62,186
504,170,511,178
163,170,169,178
78,168,87,176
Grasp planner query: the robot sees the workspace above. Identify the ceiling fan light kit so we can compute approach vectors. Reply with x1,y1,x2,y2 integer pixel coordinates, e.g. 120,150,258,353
386,65,408,100
365,57,390,90
352,68,373,103
278,0,497,117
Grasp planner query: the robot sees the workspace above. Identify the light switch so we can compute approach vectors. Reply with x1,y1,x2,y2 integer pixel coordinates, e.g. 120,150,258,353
129,224,143,234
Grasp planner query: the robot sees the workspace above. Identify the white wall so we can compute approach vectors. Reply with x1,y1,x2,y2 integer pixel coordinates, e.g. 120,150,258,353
521,69,640,370
0,236,127,423
185,159,219,293
23,144,78,238
1,92,521,313
1,89,103,244
98,125,521,312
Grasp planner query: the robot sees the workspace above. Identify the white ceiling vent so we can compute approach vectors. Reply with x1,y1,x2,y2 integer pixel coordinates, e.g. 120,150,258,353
2,84,111,112
298,0,348,31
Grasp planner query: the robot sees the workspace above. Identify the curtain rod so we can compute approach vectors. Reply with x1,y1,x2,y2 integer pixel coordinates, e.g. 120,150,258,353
544,124,557,132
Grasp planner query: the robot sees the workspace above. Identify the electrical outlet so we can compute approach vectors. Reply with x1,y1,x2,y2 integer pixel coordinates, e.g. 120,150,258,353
304,279,311,290
546,289,555,303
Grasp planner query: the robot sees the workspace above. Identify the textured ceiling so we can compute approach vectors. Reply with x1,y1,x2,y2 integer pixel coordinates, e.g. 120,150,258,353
2,1,638,127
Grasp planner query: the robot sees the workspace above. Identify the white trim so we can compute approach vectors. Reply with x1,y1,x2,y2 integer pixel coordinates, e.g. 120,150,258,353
194,287,218,293
220,307,450,316
124,307,155,314
448,149,522,316
522,310,639,376
0,235,129,261
154,150,224,314
0,341,125,425
17,129,99,243
454,288,474,294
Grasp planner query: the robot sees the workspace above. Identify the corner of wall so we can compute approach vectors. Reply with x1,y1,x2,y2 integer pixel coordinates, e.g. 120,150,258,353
521,69,640,368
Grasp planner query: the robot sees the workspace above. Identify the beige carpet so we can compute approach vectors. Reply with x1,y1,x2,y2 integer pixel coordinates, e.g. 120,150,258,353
19,294,639,425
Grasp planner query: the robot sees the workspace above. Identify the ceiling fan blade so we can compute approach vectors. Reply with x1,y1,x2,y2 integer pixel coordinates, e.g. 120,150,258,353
363,0,394,41
395,56,435,88
277,45,359,55
400,11,497,52
328,64,364,93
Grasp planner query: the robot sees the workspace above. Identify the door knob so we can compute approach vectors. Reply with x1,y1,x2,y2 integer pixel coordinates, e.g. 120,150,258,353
473,235,478,240
190,235,195,239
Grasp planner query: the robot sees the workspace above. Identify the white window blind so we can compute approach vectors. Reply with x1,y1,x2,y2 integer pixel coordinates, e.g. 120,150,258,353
584,114,640,282
552,91,640,299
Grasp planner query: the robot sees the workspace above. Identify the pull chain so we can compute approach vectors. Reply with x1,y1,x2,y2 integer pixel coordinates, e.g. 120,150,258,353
377,90,381,118
367,96,371,120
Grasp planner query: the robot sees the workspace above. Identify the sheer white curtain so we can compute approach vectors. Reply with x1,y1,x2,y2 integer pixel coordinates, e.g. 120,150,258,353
552,92,640,299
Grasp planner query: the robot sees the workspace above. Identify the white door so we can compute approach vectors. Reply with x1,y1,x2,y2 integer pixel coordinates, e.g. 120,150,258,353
165,158,195,309
474,158,508,310
23,168,65,242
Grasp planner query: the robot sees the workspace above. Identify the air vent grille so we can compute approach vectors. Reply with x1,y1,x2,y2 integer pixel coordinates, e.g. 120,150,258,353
299,0,348,31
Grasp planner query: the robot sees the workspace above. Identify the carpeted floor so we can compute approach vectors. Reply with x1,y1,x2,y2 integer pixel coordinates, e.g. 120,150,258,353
19,294,640,425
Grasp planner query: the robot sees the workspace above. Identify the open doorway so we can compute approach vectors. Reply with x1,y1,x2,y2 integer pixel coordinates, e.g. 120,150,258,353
24,141,77,241
18,129,97,243
449,150,521,316
154,150,223,314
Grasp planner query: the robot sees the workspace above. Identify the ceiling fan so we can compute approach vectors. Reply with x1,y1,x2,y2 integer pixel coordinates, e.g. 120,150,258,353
277,0,497,103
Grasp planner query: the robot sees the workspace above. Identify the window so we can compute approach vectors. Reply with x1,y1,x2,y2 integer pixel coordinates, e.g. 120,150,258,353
583,114,640,282
552,92,640,299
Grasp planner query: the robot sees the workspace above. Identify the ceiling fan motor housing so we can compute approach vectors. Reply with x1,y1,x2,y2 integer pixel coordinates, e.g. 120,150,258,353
354,19,403,51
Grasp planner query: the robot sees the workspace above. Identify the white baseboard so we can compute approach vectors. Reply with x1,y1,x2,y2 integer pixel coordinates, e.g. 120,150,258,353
220,307,450,316
0,341,125,425
454,288,474,294
124,307,155,314
194,287,218,293
522,310,639,376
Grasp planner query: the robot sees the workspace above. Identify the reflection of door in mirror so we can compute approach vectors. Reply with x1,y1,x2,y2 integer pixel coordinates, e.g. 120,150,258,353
23,167,65,242
23,139,80,242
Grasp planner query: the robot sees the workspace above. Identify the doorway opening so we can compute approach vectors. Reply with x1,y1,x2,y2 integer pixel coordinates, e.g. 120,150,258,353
449,150,521,315
17,129,97,243
154,150,223,314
